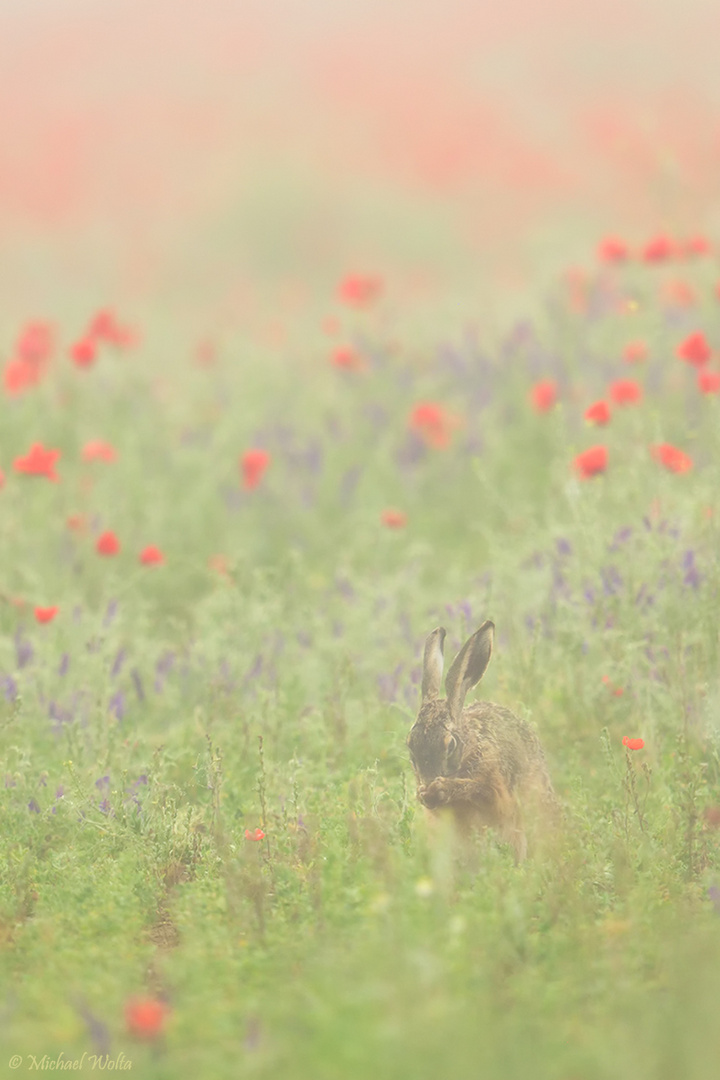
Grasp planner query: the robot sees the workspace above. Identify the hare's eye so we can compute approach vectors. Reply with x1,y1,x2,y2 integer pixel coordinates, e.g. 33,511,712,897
446,735,457,754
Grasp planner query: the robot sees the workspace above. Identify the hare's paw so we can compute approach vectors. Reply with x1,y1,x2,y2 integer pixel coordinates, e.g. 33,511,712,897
419,777,451,809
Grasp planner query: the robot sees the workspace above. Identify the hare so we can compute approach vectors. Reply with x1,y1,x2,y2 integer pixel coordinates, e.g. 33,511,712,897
407,621,556,862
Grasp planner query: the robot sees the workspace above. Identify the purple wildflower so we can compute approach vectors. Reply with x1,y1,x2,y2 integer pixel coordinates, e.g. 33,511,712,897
103,599,119,627
377,662,404,702
600,566,623,595
608,527,633,551
682,550,701,589
108,691,126,720
111,648,126,678
363,402,389,429
339,465,363,506
74,999,111,1057
221,485,247,512
154,651,176,693
131,669,145,702
28,799,41,814
48,701,74,727
58,653,70,676
336,577,355,601
244,655,263,685
1,675,18,702
395,432,427,471
14,630,34,669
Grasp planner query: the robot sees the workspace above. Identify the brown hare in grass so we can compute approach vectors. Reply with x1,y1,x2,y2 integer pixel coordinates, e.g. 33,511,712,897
407,620,556,862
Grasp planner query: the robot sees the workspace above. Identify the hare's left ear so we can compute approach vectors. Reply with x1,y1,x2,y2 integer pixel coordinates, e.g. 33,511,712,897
445,620,494,720
421,627,446,704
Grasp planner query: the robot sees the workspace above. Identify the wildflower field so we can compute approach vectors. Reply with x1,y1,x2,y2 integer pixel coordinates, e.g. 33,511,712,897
3,241,720,1080
5,2,720,1078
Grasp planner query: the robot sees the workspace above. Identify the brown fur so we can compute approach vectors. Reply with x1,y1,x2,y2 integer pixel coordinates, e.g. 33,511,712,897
407,622,556,862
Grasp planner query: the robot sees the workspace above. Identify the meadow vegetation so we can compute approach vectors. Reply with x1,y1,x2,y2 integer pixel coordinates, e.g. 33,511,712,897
3,249,720,1079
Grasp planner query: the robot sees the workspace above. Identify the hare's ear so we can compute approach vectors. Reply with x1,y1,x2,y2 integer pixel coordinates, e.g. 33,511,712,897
421,627,446,703
445,620,494,720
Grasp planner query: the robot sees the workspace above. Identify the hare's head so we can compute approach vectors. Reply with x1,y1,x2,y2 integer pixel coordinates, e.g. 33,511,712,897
407,621,494,785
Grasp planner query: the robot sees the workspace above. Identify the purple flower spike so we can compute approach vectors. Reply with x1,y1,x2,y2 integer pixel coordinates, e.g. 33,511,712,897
131,669,145,702
15,631,34,669
103,599,119,627
109,691,126,720
682,550,701,589
1,675,18,702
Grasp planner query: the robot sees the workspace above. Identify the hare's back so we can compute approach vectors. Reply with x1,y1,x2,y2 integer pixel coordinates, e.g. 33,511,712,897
461,700,549,788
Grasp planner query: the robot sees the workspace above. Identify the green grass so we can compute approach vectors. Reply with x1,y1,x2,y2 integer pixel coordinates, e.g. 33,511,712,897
3,257,720,1079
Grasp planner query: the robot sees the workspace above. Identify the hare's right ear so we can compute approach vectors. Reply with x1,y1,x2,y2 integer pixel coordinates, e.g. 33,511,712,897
445,620,494,720
421,627,446,703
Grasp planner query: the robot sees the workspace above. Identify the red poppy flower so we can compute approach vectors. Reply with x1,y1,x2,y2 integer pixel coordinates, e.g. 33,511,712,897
67,513,88,532
70,338,97,368
88,309,137,348
622,737,645,750
0,468,4,489
381,509,407,529
602,675,624,696
530,380,557,412
208,553,231,578
681,235,711,257
642,235,675,262
96,531,120,556
82,440,117,463
677,331,711,366
622,340,647,364
241,449,271,490
650,443,693,473
408,402,459,449
338,274,382,307
34,606,59,624
244,828,265,841
331,346,364,372
139,545,164,566
698,370,720,395
3,359,38,396
574,445,608,479
597,237,629,263
194,339,217,368
662,280,696,307
4,323,53,395
125,997,169,1040
609,379,642,406
585,400,611,425
17,321,53,365
87,309,119,342
13,443,61,482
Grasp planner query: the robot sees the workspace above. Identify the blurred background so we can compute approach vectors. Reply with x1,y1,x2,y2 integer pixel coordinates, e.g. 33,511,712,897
2,0,719,335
